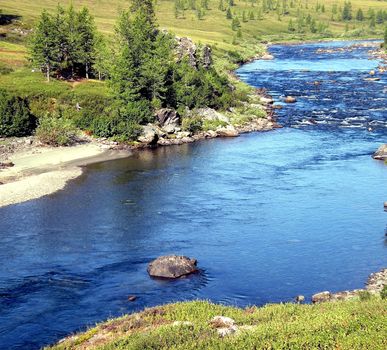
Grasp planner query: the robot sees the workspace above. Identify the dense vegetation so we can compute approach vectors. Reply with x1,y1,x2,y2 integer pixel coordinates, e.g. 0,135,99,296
48,298,387,350
0,0,386,141
0,89,36,137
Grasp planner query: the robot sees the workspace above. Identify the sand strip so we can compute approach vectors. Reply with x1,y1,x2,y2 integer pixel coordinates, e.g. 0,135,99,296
0,143,130,208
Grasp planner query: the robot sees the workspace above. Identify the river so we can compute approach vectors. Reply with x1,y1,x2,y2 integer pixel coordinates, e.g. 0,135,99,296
0,40,386,349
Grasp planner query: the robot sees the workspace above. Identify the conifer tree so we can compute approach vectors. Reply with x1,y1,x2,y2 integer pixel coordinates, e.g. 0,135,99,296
356,8,364,22
30,10,60,81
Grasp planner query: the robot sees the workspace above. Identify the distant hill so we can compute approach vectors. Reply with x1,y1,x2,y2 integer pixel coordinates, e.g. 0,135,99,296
1,0,386,54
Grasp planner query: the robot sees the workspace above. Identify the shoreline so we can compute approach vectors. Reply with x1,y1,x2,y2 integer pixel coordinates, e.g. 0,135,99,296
0,142,131,208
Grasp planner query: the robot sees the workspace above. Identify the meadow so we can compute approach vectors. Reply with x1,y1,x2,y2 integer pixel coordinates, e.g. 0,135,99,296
0,0,386,98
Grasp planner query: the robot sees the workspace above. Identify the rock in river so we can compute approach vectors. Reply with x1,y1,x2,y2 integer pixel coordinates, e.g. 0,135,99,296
372,144,387,161
147,255,198,279
284,96,297,103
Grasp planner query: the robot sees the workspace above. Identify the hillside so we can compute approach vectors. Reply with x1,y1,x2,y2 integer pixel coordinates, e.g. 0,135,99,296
1,0,386,66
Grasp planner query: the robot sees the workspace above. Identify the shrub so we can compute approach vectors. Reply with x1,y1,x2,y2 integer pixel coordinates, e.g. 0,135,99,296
0,90,37,137
0,63,13,75
35,113,79,146
182,116,203,133
381,285,387,300
202,119,228,131
358,291,372,301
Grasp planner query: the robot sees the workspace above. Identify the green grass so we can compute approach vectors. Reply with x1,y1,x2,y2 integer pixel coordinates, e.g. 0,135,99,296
0,0,385,100
47,298,387,350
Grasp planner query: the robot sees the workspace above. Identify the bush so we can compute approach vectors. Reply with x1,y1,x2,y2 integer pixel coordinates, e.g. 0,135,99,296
35,113,79,146
381,286,387,300
202,119,228,131
0,63,13,75
358,291,372,301
0,90,37,137
182,116,203,133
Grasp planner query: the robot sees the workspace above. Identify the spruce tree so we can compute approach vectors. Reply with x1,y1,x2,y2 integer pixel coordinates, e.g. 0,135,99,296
356,8,364,22
30,10,60,81
76,7,97,79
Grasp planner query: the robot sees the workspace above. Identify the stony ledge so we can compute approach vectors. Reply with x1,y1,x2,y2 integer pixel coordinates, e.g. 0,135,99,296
311,268,387,304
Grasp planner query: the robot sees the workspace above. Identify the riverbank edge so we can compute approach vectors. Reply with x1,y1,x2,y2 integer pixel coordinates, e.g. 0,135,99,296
0,143,131,208
47,268,386,350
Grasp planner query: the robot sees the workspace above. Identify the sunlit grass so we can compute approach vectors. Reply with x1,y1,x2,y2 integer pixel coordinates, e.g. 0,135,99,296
47,298,387,350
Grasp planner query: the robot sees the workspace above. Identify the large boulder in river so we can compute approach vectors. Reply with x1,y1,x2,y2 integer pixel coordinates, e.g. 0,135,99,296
147,255,198,279
372,144,387,161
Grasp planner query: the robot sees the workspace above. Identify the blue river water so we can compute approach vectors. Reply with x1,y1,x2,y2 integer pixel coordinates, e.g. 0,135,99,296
0,40,386,349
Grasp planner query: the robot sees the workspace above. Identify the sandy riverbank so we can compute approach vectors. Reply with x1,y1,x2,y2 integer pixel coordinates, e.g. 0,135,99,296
0,142,130,208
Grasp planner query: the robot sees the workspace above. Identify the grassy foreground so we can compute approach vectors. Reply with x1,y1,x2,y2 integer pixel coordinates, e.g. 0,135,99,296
47,298,387,350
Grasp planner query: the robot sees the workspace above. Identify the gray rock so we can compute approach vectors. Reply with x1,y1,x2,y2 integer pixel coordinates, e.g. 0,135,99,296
155,108,180,127
261,54,274,60
138,125,158,145
147,255,198,279
217,125,239,137
366,268,387,294
176,37,198,68
195,108,230,123
311,291,331,303
260,97,274,104
210,316,236,328
202,46,212,69
217,326,238,338
372,144,387,161
163,124,176,134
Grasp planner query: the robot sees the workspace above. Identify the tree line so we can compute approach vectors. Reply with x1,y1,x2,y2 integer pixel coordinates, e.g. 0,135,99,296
30,5,101,81
28,0,234,141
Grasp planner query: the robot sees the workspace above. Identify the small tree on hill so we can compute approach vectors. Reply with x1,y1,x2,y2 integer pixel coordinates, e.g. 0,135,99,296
30,10,60,81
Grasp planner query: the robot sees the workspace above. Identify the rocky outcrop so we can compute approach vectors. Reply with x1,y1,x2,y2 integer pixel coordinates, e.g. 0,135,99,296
195,108,230,123
311,268,387,304
311,291,331,304
366,268,387,294
138,125,159,145
155,109,181,128
202,46,212,69
372,144,387,161
176,37,212,69
217,125,239,137
147,255,198,279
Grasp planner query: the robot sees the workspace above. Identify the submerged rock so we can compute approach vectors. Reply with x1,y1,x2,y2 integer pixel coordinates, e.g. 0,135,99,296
284,96,297,103
261,54,274,60
147,255,198,279
372,144,387,161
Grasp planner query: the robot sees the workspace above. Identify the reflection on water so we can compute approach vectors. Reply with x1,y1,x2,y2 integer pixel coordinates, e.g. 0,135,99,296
0,41,386,349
